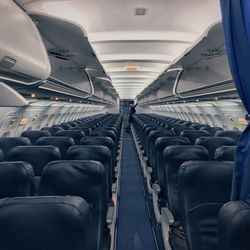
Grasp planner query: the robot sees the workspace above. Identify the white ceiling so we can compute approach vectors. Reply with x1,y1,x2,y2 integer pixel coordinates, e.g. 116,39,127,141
19,0,222,99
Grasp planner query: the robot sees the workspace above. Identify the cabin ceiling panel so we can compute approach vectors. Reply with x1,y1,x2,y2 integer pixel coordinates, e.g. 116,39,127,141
21,0,221,99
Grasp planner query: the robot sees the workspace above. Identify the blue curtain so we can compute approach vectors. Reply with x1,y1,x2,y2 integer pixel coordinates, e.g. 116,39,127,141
220,0,250,200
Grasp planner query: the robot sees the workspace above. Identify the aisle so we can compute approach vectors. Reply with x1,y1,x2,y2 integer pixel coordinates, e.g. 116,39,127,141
116,132,157,250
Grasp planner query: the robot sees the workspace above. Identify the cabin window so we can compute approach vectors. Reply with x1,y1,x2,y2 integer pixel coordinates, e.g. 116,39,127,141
193,113,200,122
40,115,48,128
199,114,207,123
48,114,55,126
214,115,225,128
1,131,10,137
206,114,215,126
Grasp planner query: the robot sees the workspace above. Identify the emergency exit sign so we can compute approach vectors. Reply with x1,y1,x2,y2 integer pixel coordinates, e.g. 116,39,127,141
124,66,140,72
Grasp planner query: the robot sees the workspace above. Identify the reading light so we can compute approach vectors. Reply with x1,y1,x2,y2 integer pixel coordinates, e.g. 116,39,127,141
31,93,36,98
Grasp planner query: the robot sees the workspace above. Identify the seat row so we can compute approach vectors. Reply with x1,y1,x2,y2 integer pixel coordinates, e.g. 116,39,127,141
0,113,123,250
132,114,241,250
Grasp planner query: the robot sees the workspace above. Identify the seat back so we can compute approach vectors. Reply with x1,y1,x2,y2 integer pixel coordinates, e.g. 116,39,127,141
0,137,31,160
36,137,74,160
8,146,61,193
80,136,116,179
0,196,92,250
214,146,236,161
155,137,190,191
190,123,207,130
195,137,235,159
0,162,34,197
39,161,107,250
21,130,51,144
41,126,64,136
163,146,209,219
60,123,73,130
180,130,211,144
215,130,242,143
0,148,3,162
147,130,174,168
67,145,112,197
73,126,92,136
55,130,85,145
201,126,223,136
218,201,250,250
171,125,189,136
178,161,233,250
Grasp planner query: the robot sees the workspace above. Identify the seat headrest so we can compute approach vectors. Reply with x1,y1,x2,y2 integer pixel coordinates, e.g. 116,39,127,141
214,146,236,161
180,130,211,144
0,161,34,197
144,126,159,135
148,130,174,142
41,126,64,136
55,130,85,145
90,130,116,141
171,125,189,135
218,201,250,250
215,130,242,143
8,146,61,176
35,137,75,160
0,137,31,160
72,127,92,135
80,137,114,151
195,137,235,159
190,123,208,130
155,137,190,152
40,160,106,205
67,145,111,167
163,145,209,162
200,126,223,136
21,130,51,144
0,196,92,250
60,123,73,130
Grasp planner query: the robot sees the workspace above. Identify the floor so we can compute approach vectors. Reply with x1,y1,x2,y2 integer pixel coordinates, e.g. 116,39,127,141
116,132,157,250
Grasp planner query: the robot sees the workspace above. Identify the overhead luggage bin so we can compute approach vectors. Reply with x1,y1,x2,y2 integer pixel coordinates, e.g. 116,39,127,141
0,1,51,82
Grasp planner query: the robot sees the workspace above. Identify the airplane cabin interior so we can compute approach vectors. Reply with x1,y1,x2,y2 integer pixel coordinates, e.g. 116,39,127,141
0,1,250,250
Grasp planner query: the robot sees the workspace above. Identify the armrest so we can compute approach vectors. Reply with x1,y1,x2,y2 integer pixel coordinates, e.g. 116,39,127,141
147,167,153,174
106,206,115,225
152,183,161,223
152,183,161,194
161,207,174,225
112,183,117,193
